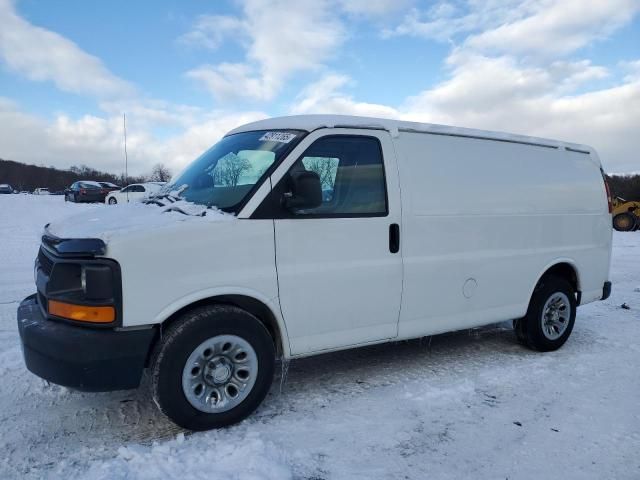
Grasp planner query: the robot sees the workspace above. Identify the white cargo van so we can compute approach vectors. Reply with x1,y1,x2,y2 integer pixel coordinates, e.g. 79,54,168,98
18,115,612,430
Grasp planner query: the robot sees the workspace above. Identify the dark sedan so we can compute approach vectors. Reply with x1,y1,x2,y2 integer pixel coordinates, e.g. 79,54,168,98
98,182,121,193
64,181,109,203
0,184,14,194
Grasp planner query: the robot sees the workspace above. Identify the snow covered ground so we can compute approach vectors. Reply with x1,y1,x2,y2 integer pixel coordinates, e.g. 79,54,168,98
1,194,638,479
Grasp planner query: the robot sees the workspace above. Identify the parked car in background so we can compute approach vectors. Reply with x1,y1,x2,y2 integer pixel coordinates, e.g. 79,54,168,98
98,182,121,193
0,184,14,194
105,182,164,204
33,188,50,195
64,181,109,203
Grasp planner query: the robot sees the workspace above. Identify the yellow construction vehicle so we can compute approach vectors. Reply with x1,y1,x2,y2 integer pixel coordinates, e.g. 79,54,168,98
612,197,640,231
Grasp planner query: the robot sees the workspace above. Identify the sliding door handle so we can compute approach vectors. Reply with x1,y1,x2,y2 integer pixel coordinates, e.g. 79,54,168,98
389,223,400,253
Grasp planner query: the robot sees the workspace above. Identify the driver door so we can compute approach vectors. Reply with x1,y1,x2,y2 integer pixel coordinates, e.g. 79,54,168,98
253,130,403,355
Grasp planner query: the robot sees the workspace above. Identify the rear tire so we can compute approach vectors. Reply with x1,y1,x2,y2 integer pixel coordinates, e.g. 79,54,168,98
613,212,637,232
150,305,275,431
514,275,576,352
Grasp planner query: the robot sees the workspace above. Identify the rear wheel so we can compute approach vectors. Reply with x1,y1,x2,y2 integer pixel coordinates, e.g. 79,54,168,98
613,212,637,232
108,197,117,204
514,275,576,351
151,305,275,431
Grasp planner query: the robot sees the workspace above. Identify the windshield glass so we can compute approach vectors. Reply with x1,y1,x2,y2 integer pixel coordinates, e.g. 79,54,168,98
163,130,302,210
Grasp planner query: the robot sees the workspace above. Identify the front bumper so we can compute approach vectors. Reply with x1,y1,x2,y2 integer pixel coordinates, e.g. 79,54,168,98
17,294,155,392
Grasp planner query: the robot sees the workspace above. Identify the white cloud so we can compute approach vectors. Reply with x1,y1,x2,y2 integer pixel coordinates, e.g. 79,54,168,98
0,98,267,176
338,0,413,17
385,0,640,59
186,63,275,102
290,73,400,117
177,15,245,50
383,1,530,42
0,0,132,97
184,0,345,101
466,0,640,57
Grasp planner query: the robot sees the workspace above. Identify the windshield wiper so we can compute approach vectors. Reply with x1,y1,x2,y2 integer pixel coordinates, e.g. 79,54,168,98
145,184,189,206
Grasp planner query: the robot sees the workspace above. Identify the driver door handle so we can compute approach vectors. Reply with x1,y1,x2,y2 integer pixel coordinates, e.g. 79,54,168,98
389,223,400,253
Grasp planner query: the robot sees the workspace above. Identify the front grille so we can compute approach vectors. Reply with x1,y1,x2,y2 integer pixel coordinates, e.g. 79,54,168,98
38,248,54,276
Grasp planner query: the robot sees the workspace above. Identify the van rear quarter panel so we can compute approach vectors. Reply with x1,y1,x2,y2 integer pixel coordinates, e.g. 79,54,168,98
394,132,611,338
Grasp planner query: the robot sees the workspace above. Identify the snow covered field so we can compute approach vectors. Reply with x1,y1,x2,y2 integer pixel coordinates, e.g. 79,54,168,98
1,194,638,479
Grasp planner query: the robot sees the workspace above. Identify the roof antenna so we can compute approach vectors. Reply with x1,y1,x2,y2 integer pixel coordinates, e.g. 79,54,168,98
123,113,129,202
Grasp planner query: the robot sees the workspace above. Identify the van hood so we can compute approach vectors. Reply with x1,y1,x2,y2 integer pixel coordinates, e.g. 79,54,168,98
46,201,234,243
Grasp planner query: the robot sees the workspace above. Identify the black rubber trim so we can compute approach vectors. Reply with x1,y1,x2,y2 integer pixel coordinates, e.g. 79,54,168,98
17,295,155,392
601,281,612,301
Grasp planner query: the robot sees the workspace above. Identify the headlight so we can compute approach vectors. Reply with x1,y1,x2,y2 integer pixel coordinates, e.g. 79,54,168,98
44,258,120,325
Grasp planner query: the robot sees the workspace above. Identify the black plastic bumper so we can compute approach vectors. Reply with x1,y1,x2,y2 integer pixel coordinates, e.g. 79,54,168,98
602,281,612,301
17,295,156,392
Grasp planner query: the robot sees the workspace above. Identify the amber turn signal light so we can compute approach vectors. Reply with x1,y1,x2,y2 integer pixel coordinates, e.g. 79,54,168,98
48,300,115,323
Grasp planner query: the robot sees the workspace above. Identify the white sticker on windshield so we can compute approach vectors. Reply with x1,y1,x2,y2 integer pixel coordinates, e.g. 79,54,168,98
259,131,297,143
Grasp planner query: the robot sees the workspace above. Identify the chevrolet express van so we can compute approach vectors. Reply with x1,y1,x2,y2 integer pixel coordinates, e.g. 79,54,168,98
18,115,613,430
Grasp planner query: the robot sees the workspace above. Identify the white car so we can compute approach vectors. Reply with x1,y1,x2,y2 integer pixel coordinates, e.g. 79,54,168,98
105,182,164,204
18,114,612,431
33,188,50,195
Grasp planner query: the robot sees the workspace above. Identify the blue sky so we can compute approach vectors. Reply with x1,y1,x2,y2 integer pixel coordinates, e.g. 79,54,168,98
0,0,639,175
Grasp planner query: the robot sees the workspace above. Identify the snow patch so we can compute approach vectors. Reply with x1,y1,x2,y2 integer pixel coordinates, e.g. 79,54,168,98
47,200,234,241
78,433,295,480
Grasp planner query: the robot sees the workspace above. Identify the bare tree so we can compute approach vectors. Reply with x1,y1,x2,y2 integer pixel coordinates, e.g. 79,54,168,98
150,163,172,182
212,153,251,187
303,157,338,190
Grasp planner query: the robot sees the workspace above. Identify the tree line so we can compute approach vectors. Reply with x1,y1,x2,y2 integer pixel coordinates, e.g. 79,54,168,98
0,159,171,192
604,174,640,201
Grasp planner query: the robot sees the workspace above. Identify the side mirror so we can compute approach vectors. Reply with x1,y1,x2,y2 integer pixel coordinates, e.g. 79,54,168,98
284,170,322,211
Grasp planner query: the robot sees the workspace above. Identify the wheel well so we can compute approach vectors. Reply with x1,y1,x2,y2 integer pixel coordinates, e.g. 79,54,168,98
540,263,579,293
156,295,284,358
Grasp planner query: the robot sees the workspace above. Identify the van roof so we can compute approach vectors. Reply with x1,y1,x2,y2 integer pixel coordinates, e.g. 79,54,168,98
227,114,593,154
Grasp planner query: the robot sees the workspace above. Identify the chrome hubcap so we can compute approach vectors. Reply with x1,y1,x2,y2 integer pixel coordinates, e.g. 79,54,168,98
182,335,258,413
542,292,571,340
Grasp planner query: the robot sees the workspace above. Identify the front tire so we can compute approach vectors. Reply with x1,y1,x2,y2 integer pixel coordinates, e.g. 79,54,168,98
150,305,275,431
108,197,117,204
514,275,576,352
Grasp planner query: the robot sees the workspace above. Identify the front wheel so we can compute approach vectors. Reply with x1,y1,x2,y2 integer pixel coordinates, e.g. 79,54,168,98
108,197,117,205
150,305,275,431
514,275,576,351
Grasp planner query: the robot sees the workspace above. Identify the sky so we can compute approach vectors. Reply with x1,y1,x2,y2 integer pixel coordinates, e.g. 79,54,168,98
0,0,639,176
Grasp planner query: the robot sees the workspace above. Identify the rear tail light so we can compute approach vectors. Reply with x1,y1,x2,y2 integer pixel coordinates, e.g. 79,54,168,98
601,168,613,214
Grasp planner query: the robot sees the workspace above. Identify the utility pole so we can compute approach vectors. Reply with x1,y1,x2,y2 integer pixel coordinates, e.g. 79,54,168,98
123,113,128,202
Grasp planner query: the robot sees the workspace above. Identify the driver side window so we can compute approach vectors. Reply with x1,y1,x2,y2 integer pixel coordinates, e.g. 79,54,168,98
287,135,388,217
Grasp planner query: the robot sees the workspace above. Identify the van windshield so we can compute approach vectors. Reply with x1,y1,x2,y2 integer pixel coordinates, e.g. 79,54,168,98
161,130,302,211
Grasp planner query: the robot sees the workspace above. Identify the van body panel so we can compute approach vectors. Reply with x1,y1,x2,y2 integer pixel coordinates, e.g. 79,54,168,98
392,131,611,338
263,129,404,355
105,219,279,329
